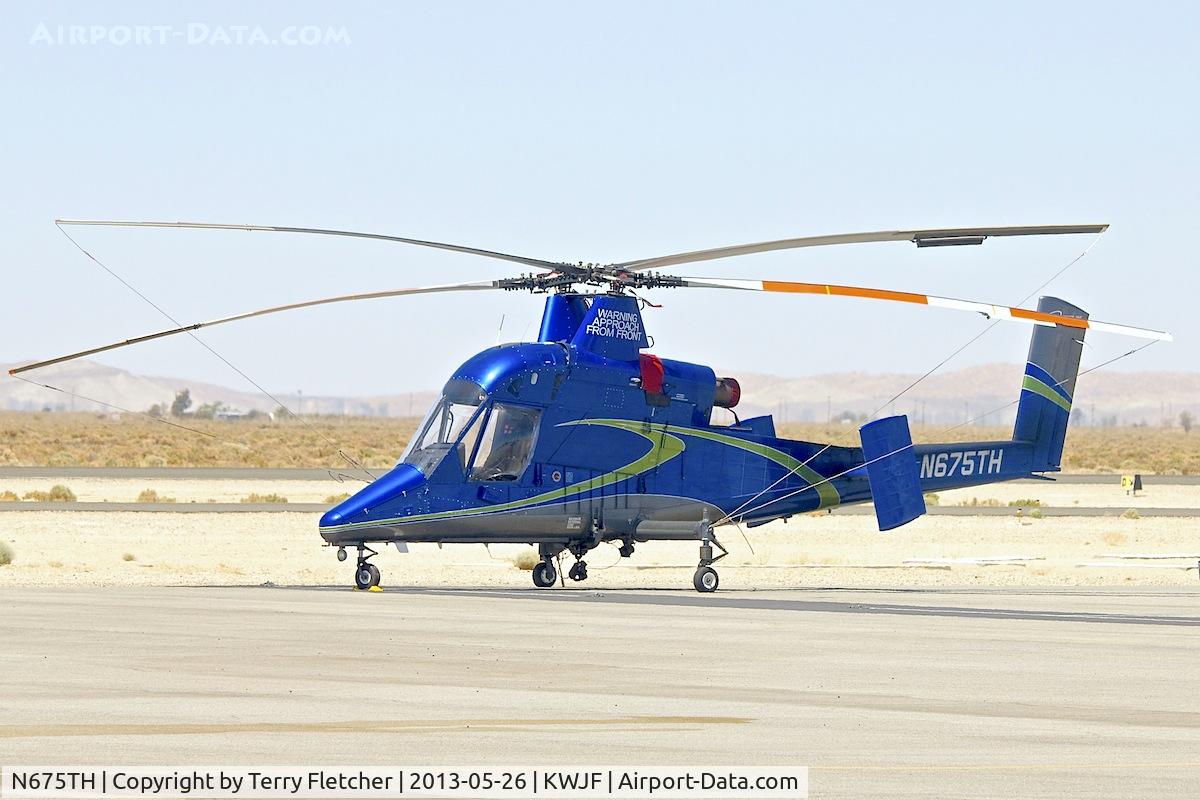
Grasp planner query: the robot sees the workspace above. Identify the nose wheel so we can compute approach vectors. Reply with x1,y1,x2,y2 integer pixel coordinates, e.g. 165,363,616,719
355,562,381,590
351,544,381,590
568,560,588,582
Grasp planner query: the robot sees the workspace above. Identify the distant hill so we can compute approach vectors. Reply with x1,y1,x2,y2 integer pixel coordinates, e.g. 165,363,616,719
0,360,437,419
725,364,1200,427
2,359,1195,427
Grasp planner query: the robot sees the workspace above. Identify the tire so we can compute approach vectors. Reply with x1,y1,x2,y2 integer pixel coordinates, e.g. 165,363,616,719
693,566,719,593
532,560,557,588
356,563,381,590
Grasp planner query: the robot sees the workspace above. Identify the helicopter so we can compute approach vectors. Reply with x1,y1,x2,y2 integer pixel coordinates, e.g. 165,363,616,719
12,221,1171,592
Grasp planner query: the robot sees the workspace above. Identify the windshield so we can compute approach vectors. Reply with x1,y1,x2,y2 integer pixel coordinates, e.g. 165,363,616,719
470,403,541,482
402,380,487,475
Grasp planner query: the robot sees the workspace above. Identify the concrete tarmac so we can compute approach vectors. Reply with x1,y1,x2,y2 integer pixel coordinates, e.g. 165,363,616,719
1,586,1198,799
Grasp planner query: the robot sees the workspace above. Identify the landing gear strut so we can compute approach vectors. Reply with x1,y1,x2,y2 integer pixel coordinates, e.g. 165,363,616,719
692,519,726,593
354,543,381,590
565,541,591,582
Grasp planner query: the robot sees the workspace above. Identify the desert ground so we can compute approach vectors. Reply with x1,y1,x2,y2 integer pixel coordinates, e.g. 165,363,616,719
1,486,1196,589
4,413,1198,474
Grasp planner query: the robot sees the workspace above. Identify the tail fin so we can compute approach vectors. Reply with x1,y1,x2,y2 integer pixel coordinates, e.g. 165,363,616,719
860,415,926,530
1013,296,1087,472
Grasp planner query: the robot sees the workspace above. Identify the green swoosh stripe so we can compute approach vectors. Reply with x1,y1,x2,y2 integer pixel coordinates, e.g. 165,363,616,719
320,419,684,531
320,417,842,532
1022,375,1072,413
673,427,841,509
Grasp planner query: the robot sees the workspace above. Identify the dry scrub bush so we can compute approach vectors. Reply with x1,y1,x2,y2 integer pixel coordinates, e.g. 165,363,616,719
22,484,76,502
241,493,288,504
511,549,539,571
136,488,175,503
0,541,13,566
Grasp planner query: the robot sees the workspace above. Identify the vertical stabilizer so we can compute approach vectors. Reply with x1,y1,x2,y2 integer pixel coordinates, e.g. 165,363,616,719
860,415,926,530
538,294,590,343
1013,296,1087,471
570,295,648,361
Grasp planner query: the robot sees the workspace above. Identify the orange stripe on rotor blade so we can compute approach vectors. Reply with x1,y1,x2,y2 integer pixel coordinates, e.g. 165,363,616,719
761,281,929,305
1008,307,1090,329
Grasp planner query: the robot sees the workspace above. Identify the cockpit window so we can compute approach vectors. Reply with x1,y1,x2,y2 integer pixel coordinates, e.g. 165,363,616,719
469,403,541,482
402,380,487,475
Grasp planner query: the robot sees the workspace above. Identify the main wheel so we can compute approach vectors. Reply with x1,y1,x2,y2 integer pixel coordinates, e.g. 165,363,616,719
355,563,381,590
693,566,719,593
532,560,557,588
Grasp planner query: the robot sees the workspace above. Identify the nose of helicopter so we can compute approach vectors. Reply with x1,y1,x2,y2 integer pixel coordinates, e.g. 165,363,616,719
319,463,426,532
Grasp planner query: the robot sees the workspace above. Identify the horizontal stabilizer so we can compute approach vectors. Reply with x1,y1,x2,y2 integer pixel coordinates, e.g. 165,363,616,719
860,415,926,531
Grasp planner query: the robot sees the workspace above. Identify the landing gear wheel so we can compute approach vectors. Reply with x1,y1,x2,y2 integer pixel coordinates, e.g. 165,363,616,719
532,560,557,588
568,560,589,582
355,563,381,590
693,566,719,593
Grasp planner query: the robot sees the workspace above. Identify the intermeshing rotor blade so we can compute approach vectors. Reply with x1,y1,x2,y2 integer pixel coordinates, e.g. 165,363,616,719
612,224,1109,272
678,276,1172,342
9,281,499,375
55,219,564,272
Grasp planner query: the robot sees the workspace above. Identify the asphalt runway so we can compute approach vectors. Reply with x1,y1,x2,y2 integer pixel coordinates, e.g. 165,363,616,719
2,586,1198,799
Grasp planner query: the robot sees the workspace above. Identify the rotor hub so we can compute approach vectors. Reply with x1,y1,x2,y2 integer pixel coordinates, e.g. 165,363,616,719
496,267,683,294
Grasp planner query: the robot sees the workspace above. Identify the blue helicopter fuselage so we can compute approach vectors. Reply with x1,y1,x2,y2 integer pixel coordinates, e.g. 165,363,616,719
318,293,1051,548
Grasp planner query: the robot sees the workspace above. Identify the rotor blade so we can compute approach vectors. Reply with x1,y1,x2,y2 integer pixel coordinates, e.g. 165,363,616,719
612,224,1109,272
55,219,564,271
9,280,499,375
678,277,1172,342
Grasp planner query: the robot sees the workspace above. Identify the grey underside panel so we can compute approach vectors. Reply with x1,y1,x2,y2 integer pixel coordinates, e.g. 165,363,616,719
319,495,723,545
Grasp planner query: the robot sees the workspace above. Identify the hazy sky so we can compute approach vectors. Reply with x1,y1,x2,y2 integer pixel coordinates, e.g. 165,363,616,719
2,1,1195,398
